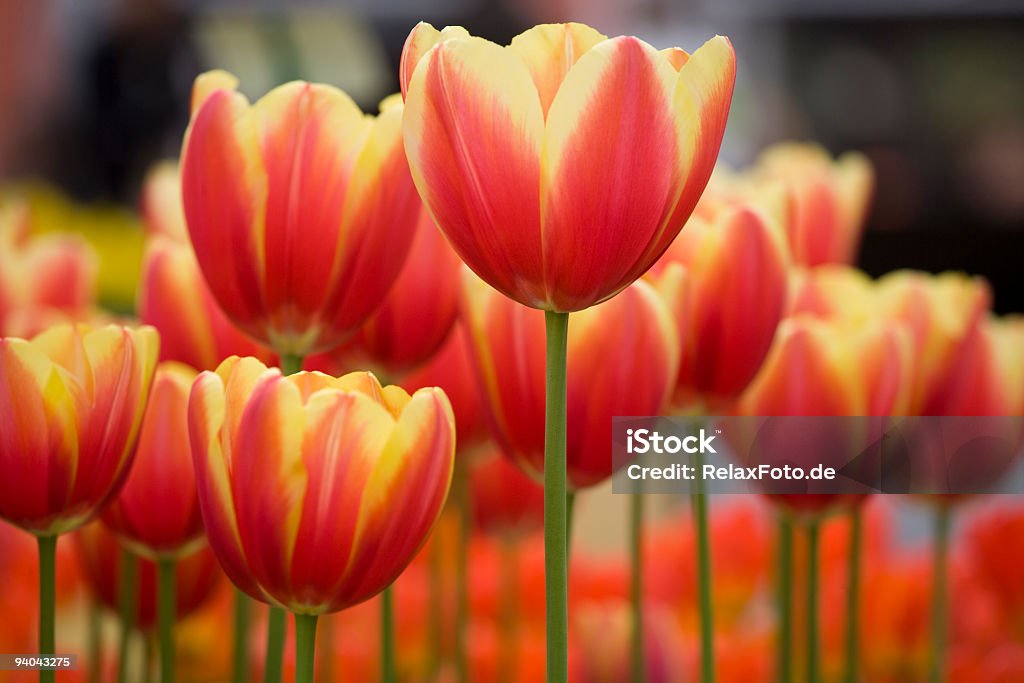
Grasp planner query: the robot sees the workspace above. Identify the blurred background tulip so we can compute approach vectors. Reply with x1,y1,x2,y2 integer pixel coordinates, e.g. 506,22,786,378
101,362,204,559
461,273,680,490
648,202,789,411
181,72,420,358
401,22,736,312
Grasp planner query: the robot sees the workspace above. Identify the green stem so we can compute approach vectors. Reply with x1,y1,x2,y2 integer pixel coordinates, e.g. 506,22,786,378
776,515,794,683
693,475,714,683
807,519,821,683
844,507,862,683
143,634,155,683
280,353,303,376
428,532,444,677
232,590,251,683
264,607,286,683
87,595,102,683
630,493,645,683
294,614,318,683
498,537,519,683
117,548,139,683
157,559,176,683
455,459,470,683
37,535,56,683
930,505,952,683
543,310,570,683
381,587,396,683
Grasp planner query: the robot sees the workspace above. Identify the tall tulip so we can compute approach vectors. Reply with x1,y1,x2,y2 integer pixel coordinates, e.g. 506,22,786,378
180,72,420,361
188,357,455,681
648,202,788,410
0,323,158,680
402,22,734,680
102,361,205,682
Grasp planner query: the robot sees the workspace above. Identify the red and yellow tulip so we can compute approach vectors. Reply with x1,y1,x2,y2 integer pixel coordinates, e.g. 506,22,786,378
401,22,736,312
181,72,420,356
101,362,205,558
0,323,158,535
648,202,789,410
461,273,679,488
187,357,455,613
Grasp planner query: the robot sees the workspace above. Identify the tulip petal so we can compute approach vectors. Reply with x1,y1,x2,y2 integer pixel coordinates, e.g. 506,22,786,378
540,36,681,310
403,36,547,306
399,23,471,98
508,23,607,117
252,82,372,351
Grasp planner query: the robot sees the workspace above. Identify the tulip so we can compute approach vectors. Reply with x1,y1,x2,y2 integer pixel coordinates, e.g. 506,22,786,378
344,205,462,375
181,71,420,359
0,199,97,336
188,357,455,681
461,272,679,489
401,22,736,313
140,234,276,371
141,160,189,242
874,270,990,414
0,322,158,680
470,446,545,539
648,202,789,410
750,142,873,266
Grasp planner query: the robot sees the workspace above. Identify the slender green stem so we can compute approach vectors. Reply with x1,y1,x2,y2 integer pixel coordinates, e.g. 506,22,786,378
117,548,139,683
157,559,176,683
295,614,318,683
844,507,862,683
630,493,646,683
693,474,714,683
280,353,303,376
929,505,952,683
543,310,570,683
807,519,821,683
232,590,251,683
498,537,519,683
454,458,470,683
381,588,396,683
143,634,155,683
264,607,286,683
776,515,794,683
428,532,444,677
37,535,56,683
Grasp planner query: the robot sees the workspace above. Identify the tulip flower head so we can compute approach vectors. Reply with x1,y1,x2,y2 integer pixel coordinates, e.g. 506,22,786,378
401,22,737,312
0,323,158,535
102,362,205,559
188,357,455,613
648,202,789,410
181,71,420,356
461,272,679,488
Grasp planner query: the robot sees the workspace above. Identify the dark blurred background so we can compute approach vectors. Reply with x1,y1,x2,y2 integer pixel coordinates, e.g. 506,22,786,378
1,0,1021,311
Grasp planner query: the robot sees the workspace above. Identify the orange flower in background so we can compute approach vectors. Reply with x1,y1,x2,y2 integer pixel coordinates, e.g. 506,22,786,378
400,321,490,452
875,270,990,414
181,71,420,356
101,362,205,558
648,203,789,410
575,602,685,683
188,357,455,613
140,160,189,242
343,205,461,375
788,264,877,323
470,445,545,538
401,22,736,312
0,199,97,336
140,234,275,370
0,323,158,535
462,273,679,488
749,142,873,266
74,522,221,632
